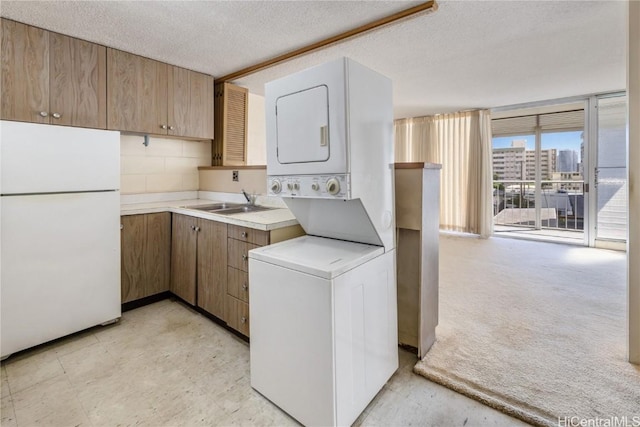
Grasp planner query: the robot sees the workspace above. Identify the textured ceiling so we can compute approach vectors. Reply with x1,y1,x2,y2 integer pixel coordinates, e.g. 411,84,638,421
0,0,627,118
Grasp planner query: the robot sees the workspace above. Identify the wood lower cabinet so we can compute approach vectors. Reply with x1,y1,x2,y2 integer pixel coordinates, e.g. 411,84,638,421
170,214,198,304
225,295,250,337
121,213,171,303
1,18,106,128
225,225,268,337
164,213,304,337
170,214,227,314
224,224,305,337
196,219,227,318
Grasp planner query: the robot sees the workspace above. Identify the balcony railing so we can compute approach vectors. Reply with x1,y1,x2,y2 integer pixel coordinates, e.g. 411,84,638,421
493,180,584,232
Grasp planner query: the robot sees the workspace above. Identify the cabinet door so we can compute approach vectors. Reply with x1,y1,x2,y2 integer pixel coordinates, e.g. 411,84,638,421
168,66,214,139
1,19,49,123
228,224,269,246
226,296,250,337
227,238,258,272
121,215,146,303
50,33,106,129
170,214,197,305
196,219,227,318
188,70,214,139
227,266,249,303
167,65,190,138
144,212,171,297
107,48,167,134
213,82,248,165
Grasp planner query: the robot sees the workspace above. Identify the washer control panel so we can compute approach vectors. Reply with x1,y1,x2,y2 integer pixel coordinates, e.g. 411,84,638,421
268,175,350,199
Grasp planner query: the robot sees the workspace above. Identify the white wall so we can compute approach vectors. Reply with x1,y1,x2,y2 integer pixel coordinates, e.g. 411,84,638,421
628,0,640,364
246,93,267,165
120,135,211,194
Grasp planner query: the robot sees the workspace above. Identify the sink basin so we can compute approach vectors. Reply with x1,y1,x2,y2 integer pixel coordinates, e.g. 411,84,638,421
213,205,275,215
188,203,242,212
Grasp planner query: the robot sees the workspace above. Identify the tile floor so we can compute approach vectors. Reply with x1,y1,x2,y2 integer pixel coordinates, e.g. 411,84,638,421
1,299,528,426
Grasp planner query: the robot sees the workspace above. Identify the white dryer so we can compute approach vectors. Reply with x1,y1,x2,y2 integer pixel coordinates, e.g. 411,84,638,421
265,57,395,251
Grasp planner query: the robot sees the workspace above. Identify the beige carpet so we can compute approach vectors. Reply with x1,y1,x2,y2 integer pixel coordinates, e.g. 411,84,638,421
414,235,640,427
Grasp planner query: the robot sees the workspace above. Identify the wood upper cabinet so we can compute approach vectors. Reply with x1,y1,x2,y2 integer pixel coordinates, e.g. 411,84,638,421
213,82,248,165
49,33,106,128
1,19,106,128
107,48,167,135
121,213,171,304
107,49,213,139
168,66,214,139
170,214,227,312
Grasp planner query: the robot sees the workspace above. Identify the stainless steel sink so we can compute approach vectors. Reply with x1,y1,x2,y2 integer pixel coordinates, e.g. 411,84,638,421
213,205,275,215
188,203,242,212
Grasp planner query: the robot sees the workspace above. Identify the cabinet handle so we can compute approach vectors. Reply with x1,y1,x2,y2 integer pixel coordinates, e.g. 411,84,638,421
39,111,49,117
168,125,175,131
120,224,124,230
190,225,195,230
242,283,248,291
241,231,247,238
241,316,247,324
52,112,61,119
195,226,200,232
242,254,247,261
160,124,167,129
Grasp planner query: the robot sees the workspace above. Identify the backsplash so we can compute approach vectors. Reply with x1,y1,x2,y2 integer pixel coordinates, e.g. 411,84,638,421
120,135,211,194
199,167,267,195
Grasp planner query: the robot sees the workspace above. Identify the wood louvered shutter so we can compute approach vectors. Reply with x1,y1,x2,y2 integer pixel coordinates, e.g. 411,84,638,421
213,82,248,166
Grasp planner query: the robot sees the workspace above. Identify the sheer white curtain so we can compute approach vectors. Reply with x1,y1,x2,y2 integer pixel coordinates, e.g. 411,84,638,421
394,110,493,237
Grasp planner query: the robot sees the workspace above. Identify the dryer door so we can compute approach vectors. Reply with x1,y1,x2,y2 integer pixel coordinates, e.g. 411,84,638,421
276,85,329,164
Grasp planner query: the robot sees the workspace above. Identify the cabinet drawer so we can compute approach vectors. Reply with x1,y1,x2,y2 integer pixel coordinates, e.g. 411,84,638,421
226,295,249,337
227,266,249,303
227,238,259,272
228,224,269,246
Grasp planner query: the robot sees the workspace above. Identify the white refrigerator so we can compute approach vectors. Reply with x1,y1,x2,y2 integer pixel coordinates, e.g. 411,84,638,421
1,120,121,359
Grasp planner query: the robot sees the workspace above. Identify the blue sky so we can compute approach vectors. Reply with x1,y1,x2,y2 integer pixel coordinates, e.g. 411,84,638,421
492,131,583,156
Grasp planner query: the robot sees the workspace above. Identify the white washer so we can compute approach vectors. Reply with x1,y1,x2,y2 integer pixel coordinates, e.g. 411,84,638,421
249,236,398,427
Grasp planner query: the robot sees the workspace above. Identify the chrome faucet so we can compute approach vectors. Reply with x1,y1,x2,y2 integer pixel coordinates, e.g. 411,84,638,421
241,189,255,205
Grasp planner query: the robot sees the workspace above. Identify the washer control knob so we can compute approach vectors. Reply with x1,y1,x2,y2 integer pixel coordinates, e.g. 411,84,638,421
294,183,300,190
326,178,340,195
287,182,293,190
270,180,282,194
311,183,320,191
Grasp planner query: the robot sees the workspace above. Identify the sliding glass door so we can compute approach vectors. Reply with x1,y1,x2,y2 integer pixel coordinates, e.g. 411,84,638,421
595,95,628,242
492,105,587,244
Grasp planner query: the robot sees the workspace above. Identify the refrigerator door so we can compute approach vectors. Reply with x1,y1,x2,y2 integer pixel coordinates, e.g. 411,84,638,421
0,121,120,194
1,191,121,358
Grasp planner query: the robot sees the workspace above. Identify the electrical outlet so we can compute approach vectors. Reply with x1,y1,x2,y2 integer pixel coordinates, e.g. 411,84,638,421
232,170,239,182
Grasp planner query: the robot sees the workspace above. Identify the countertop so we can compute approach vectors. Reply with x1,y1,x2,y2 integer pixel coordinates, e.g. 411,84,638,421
121,199,299,231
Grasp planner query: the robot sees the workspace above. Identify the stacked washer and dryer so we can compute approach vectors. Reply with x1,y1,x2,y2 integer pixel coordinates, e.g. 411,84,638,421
249,58,398,426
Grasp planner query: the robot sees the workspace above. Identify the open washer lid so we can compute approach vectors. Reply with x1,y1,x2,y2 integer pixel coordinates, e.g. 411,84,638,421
248,235,383,280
